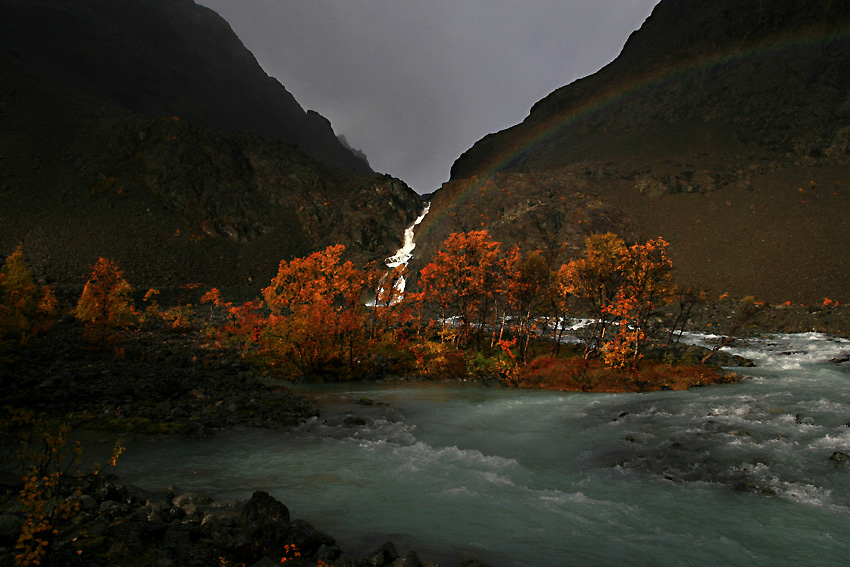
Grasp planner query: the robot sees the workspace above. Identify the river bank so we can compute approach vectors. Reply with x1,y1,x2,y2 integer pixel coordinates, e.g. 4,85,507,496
2,303,849,566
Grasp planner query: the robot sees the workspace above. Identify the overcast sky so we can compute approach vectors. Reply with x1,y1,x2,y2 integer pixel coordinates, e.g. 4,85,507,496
198,1,659,193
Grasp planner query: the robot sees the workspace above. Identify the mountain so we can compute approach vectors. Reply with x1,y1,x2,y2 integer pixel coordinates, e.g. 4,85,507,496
0,0,372,174
0,0,421,293
417,0,850,304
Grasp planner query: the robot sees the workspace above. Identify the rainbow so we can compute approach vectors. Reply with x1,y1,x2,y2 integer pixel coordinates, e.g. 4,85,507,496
420,23,850,237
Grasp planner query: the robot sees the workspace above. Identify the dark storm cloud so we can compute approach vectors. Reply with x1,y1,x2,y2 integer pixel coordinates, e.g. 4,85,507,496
198,1,659,193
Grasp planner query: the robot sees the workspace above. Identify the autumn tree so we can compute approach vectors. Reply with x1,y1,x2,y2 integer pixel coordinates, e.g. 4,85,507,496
0,248,56,350
601,237,676,374
498,247,549,362
75,258,135,331
3,409,123,567
262,244,379,376
557,233,630,358
418,230,501,348
558,233,676,372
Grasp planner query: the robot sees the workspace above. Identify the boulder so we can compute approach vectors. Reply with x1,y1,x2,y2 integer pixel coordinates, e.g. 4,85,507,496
239,491,290,527
286,519,336,557
830,451,850,465
238,491,292,559
0,514,22,546
391,550,423,567
173,492,214,507
360,541,399,567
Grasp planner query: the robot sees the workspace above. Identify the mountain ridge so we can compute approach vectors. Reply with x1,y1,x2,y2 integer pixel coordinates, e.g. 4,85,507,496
419,0,850,305
0,0,422,293
0,0,371,174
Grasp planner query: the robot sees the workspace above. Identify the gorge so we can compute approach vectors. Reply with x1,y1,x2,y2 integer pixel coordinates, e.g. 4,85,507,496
3,1,850,566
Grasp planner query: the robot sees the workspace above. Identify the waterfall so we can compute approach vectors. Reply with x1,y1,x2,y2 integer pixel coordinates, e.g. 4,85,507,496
382,202,430,296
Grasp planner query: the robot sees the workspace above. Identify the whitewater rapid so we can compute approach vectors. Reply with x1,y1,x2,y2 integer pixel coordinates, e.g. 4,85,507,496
383,202,430,295
104,333,850,566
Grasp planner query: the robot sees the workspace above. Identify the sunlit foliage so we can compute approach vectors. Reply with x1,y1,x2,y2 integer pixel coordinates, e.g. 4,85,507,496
75,257,135,329
262,244,380,376
1,408,124,566
558,233,676,373
0,248,56,351
199,229,730,387
418,230,501,348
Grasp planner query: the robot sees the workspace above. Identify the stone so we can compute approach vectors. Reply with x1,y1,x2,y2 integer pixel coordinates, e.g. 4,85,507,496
391,550,423,567
238,491,290,528
286,519,336,557
830,451,850,465
360,541,399,567
182,421,215,439
173,492,213,507
0,514,22,546
237,491,292,559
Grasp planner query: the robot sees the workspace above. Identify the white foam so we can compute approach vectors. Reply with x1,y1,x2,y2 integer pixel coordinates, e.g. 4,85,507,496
810,431,850,451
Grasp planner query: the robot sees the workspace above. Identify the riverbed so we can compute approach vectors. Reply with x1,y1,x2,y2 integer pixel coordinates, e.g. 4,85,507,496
104,332,850,566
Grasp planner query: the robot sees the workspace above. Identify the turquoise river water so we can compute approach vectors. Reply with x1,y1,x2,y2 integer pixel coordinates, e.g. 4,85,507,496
103,333,850,566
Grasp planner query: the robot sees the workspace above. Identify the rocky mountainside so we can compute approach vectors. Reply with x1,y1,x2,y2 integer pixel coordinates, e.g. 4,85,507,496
0,0,422,294
0,0,371,174
417,0,850,304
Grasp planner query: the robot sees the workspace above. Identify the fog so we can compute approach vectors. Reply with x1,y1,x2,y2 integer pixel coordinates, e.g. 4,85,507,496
199,1,659,193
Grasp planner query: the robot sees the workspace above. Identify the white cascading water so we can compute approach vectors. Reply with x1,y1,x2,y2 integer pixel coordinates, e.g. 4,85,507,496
383,202,430,295
99,332,850,567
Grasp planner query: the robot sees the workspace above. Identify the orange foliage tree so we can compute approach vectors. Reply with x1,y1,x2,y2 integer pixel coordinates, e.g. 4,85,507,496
498,247,549,362
418,230,501,348
75,258,135,329
557,233,630,358
0,248,56,350
601,237,675,373
559,233,675,371
262,245,380,376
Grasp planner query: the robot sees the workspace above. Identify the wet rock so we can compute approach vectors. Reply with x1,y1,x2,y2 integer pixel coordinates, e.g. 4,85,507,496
238,491,292,559
239,491,290,527
734,481,778,496
0,514,22,546
795,414,815,426
287,519,336,557
99,499,132,519
360,541,399,567
182,421,215,439
830,451,850,465
162,526,194,549
173,492,213,507
391,551,423,567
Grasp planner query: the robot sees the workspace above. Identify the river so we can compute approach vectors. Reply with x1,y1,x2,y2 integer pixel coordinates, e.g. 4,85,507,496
104,332,850,566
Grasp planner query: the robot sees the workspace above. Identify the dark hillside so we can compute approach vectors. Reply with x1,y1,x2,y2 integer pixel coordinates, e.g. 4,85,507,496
0,0,371,173
0,2,422,293
419,0,850,304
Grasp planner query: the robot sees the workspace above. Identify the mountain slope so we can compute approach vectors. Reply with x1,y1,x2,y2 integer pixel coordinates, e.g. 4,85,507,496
418,0,850,304
0,0,371,173
0,1,421,293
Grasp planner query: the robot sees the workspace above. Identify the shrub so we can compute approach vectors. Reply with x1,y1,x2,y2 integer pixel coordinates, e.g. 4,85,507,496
0,248,56,351
1,409,124,566
75,258,135,329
